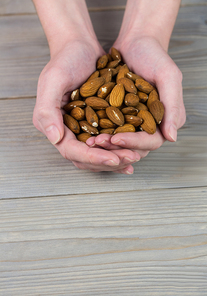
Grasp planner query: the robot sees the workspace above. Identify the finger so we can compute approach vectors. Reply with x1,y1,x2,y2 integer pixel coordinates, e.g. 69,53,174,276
115,165,134,175
111,149,140,164
56,126,121,167
33,66,70,145
93,134,122,150
156,65,186,142
111,128,165,151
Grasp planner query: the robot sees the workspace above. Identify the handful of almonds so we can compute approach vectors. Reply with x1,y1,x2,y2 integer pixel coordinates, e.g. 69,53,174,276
62,48,164,143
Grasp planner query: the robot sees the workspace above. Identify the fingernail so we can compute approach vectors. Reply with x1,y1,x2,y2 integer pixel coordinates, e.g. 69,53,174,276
125,167,134,175
45,125,60,144
112,139,125,146
103,160,119,166
169,125,177,142
124,157,134,163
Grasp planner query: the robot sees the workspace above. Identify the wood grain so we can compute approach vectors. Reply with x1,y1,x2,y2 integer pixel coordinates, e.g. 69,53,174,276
0,187,207,295
0,88,207,199
1,6,207,99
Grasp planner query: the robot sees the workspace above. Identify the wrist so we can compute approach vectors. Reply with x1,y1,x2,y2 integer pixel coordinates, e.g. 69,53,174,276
115,0,181,52
33,0,100,57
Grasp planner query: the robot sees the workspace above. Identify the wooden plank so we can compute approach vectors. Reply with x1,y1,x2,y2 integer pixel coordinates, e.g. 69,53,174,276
1,6,207,99
0,187,207,295
0,88,206,199
0,0,205,15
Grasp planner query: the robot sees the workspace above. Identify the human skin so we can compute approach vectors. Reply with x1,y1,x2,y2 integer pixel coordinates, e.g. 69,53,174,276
86,0,186,159
32,0,186,174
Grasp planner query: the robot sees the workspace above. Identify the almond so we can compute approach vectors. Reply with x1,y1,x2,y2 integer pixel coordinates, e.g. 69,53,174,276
126,72,143,81
147,89,159,108
63,114,80,134
99,128,115,135
121,107,139,116
97,54,108,69
138,91,148,103
109,83,125,107
124,93,139,107
99,118,116,129
136,102,148,111
79,121,99,135
70,89,80,101
106,60,120,68
111,47,122,61
97,82,115,99
116,64,129,83
106,53,113,62
87,70,99,81
85,106,99,127
96,109,108,119
63,100,86,113
77,133,92,143
124,115,143,127
138,110,156,134
106,106,125,126
148,100,164,124
80,77,105,97
85,96,109,109
117,77,137,94
100,68,112,83
135,78,154,94
114,124,136,134
70,107,85,121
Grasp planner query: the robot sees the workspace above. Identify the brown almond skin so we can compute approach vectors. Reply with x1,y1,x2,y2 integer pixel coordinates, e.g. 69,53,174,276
126,72,143,81
106,60,120,68
138,110,156,134
109,83,125,107
63,114,80,134
124,93,139,107
99,128,115,135
96,54,108,69
111,47,122,61
148,100,164,124
63,100,86,113
99,118,116,129
70,107,85,121
70,89,80,101
136,102,148,111
117,77,137,94
125,115,143,127
106,106,125,126
135,78,154,94
80,77,105,97
138,91,148,103
106,53,113,62
96,109,108,119
77,133,92,143
121,107,139,116
100,68,112,83
116,64,129,83
114,124,136,134
97,82,115,99
85,106,99,127
147,89,159,108
87,70,99,81
85,97,109,110
79,121,99,135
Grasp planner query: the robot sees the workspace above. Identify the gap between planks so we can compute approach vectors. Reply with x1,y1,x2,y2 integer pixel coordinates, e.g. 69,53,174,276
0,185,206,201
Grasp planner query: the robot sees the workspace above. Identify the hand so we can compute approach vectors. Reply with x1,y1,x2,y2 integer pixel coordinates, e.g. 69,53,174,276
87,36,186,157
33,39,140,173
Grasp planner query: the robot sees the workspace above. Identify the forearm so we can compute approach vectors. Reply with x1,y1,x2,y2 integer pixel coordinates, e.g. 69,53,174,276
33,0,98,56
117,0,181,51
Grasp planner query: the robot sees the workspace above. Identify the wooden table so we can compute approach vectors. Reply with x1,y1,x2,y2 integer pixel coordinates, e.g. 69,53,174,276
0,0,207,294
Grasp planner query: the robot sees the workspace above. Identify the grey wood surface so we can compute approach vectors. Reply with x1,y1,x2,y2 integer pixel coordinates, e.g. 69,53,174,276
0,0,207,295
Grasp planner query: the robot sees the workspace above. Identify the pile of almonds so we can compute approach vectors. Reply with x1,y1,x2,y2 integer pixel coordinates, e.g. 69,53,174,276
63,48,164,143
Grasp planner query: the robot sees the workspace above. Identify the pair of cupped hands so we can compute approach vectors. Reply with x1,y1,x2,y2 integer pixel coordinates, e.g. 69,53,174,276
33,36,186,174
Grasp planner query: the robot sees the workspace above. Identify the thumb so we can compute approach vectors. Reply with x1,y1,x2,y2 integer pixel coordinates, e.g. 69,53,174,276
33,69,66,145
156,68,183,142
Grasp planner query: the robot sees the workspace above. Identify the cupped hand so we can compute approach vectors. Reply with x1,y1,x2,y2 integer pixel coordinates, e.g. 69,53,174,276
88,36,186,156
33,39,140,173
